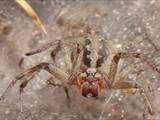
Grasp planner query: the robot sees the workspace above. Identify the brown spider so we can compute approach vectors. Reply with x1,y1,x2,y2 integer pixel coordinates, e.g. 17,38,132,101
0,34,160,116
1,0,160,117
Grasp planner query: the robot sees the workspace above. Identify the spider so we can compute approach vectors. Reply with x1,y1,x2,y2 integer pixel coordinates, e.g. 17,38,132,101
1,0,160,117
0,33,160,116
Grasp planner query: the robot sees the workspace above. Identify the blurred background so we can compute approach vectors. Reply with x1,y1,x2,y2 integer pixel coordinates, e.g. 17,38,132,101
0,0,160,120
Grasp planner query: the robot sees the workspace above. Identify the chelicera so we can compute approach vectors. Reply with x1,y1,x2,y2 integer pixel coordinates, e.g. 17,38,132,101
1,35,160,116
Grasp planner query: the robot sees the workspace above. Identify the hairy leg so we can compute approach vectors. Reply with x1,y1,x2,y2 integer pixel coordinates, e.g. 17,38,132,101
118,63,153,92
102,40,121,74
25,40,77,56
70,43,82,70
25,40,61,56
18,40,61,68
0,62,68,100
64,47,73,72
20,40,79,70
66,44,84,85
112,81,154,115
19,75,35,93
108,52,160,84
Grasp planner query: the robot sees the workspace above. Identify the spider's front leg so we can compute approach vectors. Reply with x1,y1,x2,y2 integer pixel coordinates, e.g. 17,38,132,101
108,52,160,84
25,40,61,56
18,39,75,66
0,62,68,100
18,40,62,68
107,52,160,115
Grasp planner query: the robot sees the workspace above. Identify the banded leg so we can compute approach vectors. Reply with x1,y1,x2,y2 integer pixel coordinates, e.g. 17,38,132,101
19,75,35,112
0,62,68,100
18,40,61,68
50,41,82,72
25,40,61,56
108,52,160,84
112,82,154,115
19,75,35,93
25,40,76,56
20,40,78,69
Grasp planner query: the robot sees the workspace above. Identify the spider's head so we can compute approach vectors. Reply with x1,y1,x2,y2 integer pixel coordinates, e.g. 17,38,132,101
80,68,101,98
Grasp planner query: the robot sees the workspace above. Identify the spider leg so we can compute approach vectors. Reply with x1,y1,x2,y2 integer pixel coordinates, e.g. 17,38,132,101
18,57,25,68
72,44,83,70
18,75,35,112
25,40,61,56
18,40,61,68
46,77,71,107
118,63,153,92
112,81,154,115
107,52,158,115
50,41,82,73
68,43,82,72
108,52,160,84
0,62,68,100
19,75,35,93
102,40,119,74
50,41,61,62
66,44,84,85
25,40,76,56
23,40,79,71
64,47,73,72
63,86,71,108
46,77,62,87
